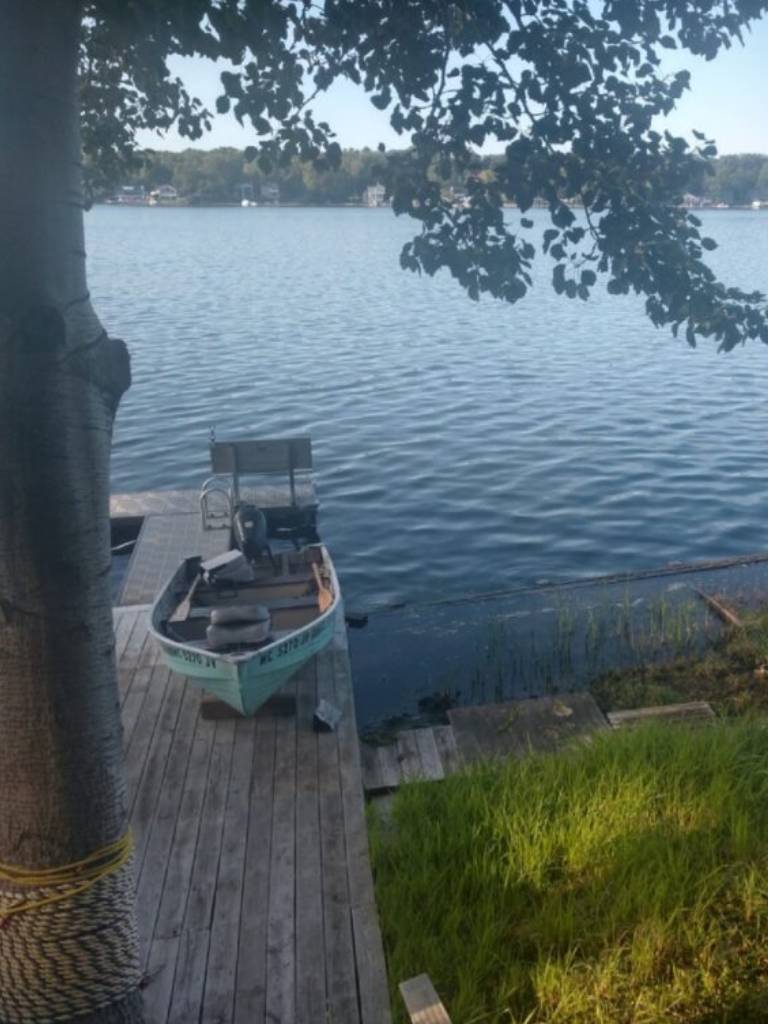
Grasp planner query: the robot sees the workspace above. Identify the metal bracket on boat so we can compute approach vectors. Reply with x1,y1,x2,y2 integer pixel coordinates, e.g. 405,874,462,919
313,699,342,733
200,474,233,531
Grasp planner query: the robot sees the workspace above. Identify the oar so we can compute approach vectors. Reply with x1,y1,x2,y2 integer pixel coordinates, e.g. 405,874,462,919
312,563,334,614
170,572,203,623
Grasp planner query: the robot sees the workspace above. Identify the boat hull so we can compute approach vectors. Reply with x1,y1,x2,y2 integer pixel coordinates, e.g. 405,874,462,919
150,546,339,715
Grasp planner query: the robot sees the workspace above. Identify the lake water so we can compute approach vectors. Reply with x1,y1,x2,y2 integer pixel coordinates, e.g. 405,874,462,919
89,206,768,722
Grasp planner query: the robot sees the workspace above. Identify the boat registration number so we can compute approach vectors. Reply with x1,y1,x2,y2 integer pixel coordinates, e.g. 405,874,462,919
163,643,218,669
259,622,325,665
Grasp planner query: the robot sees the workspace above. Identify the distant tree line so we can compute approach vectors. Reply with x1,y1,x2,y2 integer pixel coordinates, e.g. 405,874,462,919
109,146,395,204
107,147,768,207
692,154,768,205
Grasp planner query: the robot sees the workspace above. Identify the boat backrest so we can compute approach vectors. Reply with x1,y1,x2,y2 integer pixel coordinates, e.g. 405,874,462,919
210,437,313,506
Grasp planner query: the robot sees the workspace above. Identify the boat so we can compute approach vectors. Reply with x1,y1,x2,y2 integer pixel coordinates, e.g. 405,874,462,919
150,540,339,715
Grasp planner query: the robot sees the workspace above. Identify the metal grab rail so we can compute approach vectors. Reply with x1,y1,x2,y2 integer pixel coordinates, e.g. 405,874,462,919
200,474,233,530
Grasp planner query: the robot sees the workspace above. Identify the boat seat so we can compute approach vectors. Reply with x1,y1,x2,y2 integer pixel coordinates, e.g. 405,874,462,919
207,619,272,651
210,604,270,626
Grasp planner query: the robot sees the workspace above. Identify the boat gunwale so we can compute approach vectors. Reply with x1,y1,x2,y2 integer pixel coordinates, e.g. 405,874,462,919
148,544,340,666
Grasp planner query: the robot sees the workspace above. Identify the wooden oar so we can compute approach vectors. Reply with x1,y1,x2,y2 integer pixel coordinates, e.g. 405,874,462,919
312,563,334,614
170,573,203,623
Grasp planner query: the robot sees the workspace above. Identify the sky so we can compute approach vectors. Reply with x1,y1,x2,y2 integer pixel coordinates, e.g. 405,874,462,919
136,16,768,156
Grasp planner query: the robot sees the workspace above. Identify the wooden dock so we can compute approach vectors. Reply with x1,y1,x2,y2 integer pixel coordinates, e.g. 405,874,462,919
361,693,608,794
115,604,391,1023
360,695,717,795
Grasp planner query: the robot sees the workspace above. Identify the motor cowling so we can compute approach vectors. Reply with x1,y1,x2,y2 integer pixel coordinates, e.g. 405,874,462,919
233,504,270,560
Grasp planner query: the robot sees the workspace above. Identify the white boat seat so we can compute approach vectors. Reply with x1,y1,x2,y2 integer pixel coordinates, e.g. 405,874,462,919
207,618,272,651
210,605,270,626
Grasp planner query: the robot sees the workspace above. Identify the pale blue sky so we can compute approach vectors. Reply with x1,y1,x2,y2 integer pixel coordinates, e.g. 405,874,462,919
137,17,768,155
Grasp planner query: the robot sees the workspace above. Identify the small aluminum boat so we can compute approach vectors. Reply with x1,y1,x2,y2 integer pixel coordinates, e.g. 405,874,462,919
149,543,339,715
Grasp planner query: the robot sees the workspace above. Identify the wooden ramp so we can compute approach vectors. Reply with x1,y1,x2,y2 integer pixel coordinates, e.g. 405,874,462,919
361,726,461,794
114,605,391,1024
449,693,608,764
361,694,608,794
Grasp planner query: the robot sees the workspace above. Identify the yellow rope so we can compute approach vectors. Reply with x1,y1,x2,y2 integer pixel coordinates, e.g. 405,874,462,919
0,831,133,925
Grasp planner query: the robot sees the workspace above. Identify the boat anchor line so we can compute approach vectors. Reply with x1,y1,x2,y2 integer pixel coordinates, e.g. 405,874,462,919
350,551,768,620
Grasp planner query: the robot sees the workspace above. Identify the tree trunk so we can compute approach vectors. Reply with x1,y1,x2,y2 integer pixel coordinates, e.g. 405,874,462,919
0,2,143,1021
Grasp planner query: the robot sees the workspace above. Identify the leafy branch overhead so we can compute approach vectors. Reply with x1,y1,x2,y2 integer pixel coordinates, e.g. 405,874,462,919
81,0,768,349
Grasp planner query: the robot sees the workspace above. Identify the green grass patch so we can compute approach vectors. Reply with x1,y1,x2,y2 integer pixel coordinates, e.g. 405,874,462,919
370,721,768,1022
590,607,768,717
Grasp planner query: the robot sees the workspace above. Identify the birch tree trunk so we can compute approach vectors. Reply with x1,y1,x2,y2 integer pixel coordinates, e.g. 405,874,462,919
0,1,143,1020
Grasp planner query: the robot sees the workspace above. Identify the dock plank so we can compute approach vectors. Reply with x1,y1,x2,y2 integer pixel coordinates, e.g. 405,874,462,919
233,711,276,1024
432,725,461,776
607,701,716,729
295,662,326,1024
202,717,256,1024
414,729,444,782
396,730,424,782
185,719,236,933
317,653,359,1024
136,683,199,963
265,683,298,1024
143,937,179,1024
399,974,453,1024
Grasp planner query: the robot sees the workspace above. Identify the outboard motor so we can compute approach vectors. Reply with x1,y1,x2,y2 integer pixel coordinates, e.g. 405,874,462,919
233,504,271,561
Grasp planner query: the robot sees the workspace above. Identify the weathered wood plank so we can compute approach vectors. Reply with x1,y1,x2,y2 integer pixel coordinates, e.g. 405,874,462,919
202,716,256,1024
397,730,425,782
233,711,277,1024
399,974,453,1024
607,701,716,729
295,662,327,1024
131,676,188,871
317,652,360,1024
124,664,172,811
352,903,392,1024
114,606,141,663
360,741,383,794
153,710,216,942
123,613,154,668
265,682,298,1024
167,927,210,1024
185,719,236,933
432,725,461,777
414,729,444,782
135,683,200,963
377,744,403,790
143,936,179,1024
449,694,609,765
121,643,164,753
332,647,391,1024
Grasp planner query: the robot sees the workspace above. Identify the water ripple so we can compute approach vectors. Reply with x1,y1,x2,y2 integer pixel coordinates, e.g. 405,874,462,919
88,206,768,611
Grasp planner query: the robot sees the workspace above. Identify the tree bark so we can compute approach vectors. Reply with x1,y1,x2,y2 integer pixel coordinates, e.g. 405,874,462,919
0,2,142,1021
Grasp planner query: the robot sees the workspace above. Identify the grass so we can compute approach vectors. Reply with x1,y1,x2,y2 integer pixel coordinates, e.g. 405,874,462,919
590,606,768,717
370,721,768,1023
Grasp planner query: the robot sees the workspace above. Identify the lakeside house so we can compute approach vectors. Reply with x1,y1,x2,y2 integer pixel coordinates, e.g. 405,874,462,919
364,183,387,207
115,185,147,205
149,184,180,203
260,181,280,203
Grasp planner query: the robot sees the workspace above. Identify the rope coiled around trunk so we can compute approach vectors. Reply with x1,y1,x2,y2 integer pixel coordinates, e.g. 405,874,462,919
0,833,142,1023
